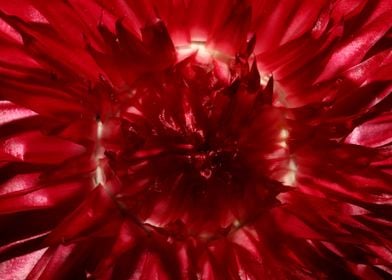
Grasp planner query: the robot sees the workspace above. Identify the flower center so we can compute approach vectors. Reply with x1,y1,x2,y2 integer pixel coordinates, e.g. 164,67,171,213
176,41,233,65
93,44,294,238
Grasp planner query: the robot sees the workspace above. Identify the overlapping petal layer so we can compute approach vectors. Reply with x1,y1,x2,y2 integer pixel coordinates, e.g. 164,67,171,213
0,0,391,279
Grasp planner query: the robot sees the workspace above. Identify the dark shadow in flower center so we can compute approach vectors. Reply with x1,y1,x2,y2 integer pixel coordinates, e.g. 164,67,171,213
100,54,286,239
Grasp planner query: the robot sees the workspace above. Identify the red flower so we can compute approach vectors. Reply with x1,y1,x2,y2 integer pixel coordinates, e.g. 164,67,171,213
0,0,391,279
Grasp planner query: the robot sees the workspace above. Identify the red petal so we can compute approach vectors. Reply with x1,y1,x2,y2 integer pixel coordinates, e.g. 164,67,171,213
316,9,392,83
0,131,85,164
345,113,392,147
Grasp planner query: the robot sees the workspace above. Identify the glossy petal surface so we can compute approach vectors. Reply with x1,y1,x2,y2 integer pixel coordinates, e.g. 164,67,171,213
0,0,391,279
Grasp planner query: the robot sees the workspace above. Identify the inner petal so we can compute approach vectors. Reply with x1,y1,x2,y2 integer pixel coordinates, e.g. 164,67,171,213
93,43,295,238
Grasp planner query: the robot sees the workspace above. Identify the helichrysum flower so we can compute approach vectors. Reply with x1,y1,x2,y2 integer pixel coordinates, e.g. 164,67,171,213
0,0,391,279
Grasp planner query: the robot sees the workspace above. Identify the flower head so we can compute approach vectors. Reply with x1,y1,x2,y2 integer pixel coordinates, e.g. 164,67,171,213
0,0,391,279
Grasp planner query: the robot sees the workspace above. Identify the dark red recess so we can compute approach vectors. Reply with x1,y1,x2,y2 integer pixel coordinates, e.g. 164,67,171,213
0,0,391,279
